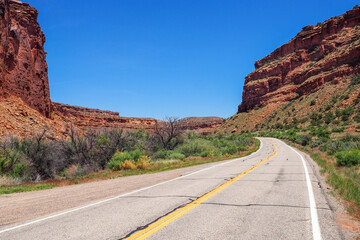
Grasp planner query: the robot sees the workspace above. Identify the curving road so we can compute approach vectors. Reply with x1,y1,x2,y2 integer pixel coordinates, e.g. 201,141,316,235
0,138,342,239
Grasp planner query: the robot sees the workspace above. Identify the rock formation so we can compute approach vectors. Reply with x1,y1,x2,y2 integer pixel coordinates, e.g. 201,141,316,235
0,0,223,137
0,0,51,117
179,117,223,135
53,103,158,131
238,6,360,112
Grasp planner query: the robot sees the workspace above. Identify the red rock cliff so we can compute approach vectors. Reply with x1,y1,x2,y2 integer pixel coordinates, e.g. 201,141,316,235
238,6,360,112
0,0,50,117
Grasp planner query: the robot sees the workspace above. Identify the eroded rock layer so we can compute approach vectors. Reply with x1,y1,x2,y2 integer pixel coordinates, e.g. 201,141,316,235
238,6,360,112
0,0,50,117
53,102,158,131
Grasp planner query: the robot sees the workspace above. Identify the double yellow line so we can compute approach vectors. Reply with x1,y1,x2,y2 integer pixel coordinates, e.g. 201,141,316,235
126,140,277,240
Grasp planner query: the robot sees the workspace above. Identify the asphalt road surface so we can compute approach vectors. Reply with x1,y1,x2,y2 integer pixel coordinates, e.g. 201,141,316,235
0,138,342,240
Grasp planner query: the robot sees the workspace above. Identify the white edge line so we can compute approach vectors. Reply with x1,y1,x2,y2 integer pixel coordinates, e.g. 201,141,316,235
0,139,264,234
289,144,322,240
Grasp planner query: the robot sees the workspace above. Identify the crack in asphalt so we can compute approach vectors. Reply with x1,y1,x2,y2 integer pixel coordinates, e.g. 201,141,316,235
201,202,331,211
117,199,194,240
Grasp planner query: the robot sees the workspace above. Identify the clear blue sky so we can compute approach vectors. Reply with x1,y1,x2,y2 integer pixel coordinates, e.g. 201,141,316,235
27,0,359,119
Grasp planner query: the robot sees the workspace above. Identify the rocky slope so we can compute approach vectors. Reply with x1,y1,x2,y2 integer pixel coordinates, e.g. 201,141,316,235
0,0,51,117
221,6,360,133
238,6,360,113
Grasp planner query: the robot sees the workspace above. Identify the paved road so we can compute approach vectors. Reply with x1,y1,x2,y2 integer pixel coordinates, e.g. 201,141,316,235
0,138,342,239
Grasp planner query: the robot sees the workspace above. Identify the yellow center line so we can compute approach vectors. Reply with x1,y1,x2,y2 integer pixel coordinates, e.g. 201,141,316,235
126,139,277,240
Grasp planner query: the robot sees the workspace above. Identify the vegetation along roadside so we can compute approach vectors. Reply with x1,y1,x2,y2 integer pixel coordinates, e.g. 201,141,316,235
0,118,259,195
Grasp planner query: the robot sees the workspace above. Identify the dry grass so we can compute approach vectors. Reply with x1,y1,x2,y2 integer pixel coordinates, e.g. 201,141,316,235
121,160,137,170
0,175,21,186
136,156,151,170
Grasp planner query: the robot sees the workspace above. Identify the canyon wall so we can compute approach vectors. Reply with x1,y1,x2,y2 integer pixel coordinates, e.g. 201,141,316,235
238,6,360,112
0,0,223,137
0,0,51,117
53,103,158,131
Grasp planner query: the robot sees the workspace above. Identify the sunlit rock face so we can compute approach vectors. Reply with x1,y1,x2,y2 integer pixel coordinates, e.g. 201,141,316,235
0,0,51,117
239,6,360,113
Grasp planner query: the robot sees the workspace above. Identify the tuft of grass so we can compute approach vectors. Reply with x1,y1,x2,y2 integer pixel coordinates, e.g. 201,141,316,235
0,184,54,195
335,149,360,167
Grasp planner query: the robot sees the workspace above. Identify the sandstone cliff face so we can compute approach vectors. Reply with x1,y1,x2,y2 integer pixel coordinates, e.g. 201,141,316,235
0,0,50,117
179,117,223,135
53,102,158,131
238,6,360,112
53,103,223,134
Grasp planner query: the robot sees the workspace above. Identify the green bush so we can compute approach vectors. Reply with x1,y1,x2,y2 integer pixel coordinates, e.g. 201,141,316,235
332,127,345,133
324,112,335,124
151,149,170,160
200,151,211,157
335,149,360,167
333,120,341,125
354,113,360,123
325,104,333,111
296,134,312,146
107,150,145,171
169,152,185,161
177,139,212,157
350,74,360,86
310,100,316,106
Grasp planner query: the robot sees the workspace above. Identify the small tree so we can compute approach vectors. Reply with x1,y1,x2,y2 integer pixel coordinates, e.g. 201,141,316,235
154,117,184,150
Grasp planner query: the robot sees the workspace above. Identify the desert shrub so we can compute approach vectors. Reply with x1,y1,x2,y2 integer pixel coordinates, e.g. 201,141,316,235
136,156,151,169
121,160,137,170
151,149,170,160
107,149,145,171
107,151,129,171
308,139,322,148
334,106,355,122
310,112,323,125
350,74,360,86
309,126,330,139
325,104,333,111
333,120,341,125
335,149,360,167
20,132,60,180
310,100,316,106
332,127,345,133
324,112,335,124
296,134,312,146
177,139,212,157
169,152,185,161
61,164,89,179
354,113,360,123
106,159,122,171
93,130,127,168
299,117,308,124
321,135,360,153
219,144,238,155
200,151,211,157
